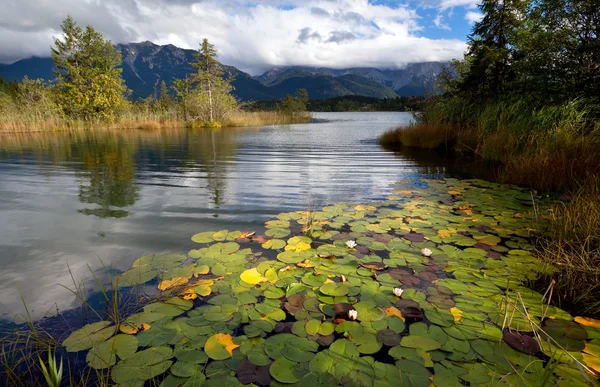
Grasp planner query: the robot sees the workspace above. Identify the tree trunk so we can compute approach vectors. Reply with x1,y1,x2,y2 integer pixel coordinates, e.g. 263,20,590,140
208,78,214,123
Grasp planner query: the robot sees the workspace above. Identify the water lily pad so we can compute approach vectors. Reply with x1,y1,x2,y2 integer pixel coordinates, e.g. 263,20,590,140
63,321,115,352
376,329,401,346
116,265,157,287
266,228,290,238
320,282,350,296
205,334,240,360
400,335,441,351
503,330,540,355
240,268,267,285
269,357,299,383
191,232,215,244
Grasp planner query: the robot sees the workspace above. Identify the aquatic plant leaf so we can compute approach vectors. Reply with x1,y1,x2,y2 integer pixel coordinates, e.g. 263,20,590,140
87,334,139,369
110,346,173,383
192,232,215,244
262,239,286,250
266,228,290,238
319,282,350,296
502,331,540,355
205,334,239,360
240,268,268,285
158,276,189,291
582,353,600,373
376,329,401,347
119,323,151,335
270,357,299,384
281,346,316,362
400,336,441,351
359,262,388,270
575,317,600,328
354,301,385,322
396,360,431,386
277,250,304,264
63,321,115,352
116,265,157,287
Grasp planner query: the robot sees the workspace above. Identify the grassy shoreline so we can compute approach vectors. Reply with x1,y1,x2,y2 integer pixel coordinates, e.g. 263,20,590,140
380,99,600,314
0,111,312,134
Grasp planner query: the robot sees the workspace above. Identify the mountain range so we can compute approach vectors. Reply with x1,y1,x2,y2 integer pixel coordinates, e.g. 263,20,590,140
0,41,447,101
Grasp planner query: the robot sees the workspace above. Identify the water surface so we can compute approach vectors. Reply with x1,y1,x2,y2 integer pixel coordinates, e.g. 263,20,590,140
0,112,484,320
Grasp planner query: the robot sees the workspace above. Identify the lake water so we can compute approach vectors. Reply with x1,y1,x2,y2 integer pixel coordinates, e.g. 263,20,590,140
0,112,487,321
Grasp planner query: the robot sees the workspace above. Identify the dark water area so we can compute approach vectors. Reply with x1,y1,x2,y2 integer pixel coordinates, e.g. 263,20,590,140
0,112,496,325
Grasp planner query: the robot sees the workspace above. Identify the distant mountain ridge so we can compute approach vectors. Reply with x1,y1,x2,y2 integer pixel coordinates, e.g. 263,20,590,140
254,63,447,97
0,41,446,100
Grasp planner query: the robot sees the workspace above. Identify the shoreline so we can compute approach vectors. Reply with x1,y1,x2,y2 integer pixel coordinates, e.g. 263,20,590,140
0,111,313,134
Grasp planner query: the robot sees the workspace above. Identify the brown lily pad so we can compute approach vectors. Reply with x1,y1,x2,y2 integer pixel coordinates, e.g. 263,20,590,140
427,295,455,309
359,262,389,271
236,358,272,385
403,233,425,242
376,329,401,346
395,299,421,309
401,306,424,320
503,330,540,355
418,271,439,282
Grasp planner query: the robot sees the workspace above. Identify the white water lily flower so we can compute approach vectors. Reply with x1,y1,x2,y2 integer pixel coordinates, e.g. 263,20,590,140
393,288,404,297
421,248,433,257
346,240,358,249
348,310,358,321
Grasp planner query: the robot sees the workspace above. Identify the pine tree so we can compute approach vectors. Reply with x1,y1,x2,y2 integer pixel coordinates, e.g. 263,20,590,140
193,39,224,123
461,0,528,98
51,16,127,120
188,39,237,125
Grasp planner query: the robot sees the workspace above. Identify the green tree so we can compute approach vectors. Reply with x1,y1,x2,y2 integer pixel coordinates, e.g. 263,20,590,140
277,88,309,115
514,0,600,102
51,16,127,120
190,39,237,124
158,80,173,112
460,0,528,98
172,76,194,121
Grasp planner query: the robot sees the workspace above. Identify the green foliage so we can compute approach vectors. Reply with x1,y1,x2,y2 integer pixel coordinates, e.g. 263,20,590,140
38,349,63,387
277,88,309,115
187,39,238,125
51,16,127,120
451,0,599,105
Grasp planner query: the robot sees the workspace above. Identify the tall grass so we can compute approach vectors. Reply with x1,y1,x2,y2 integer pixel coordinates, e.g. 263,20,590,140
380,98,600,193
533,177,600,315
0,109,312,133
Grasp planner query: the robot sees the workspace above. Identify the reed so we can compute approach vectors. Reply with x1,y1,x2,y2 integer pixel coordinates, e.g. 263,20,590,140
533,177,600,315
0,110,312,133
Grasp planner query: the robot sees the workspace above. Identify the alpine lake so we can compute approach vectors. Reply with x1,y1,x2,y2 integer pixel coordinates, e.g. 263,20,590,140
1,112,599,386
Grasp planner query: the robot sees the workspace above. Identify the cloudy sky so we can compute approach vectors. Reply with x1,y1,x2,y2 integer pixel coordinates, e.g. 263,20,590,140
0,0,482,75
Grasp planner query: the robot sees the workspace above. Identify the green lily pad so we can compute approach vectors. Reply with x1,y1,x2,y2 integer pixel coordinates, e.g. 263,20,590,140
63,321,115,352
269,357,299,384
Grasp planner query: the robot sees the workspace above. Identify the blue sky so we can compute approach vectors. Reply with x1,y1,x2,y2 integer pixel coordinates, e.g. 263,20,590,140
0,0,482,74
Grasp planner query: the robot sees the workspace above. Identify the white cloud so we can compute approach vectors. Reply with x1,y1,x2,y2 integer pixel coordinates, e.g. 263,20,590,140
438,0,480,11
465,11,483,24
0,0,468,74
433,14,451,31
